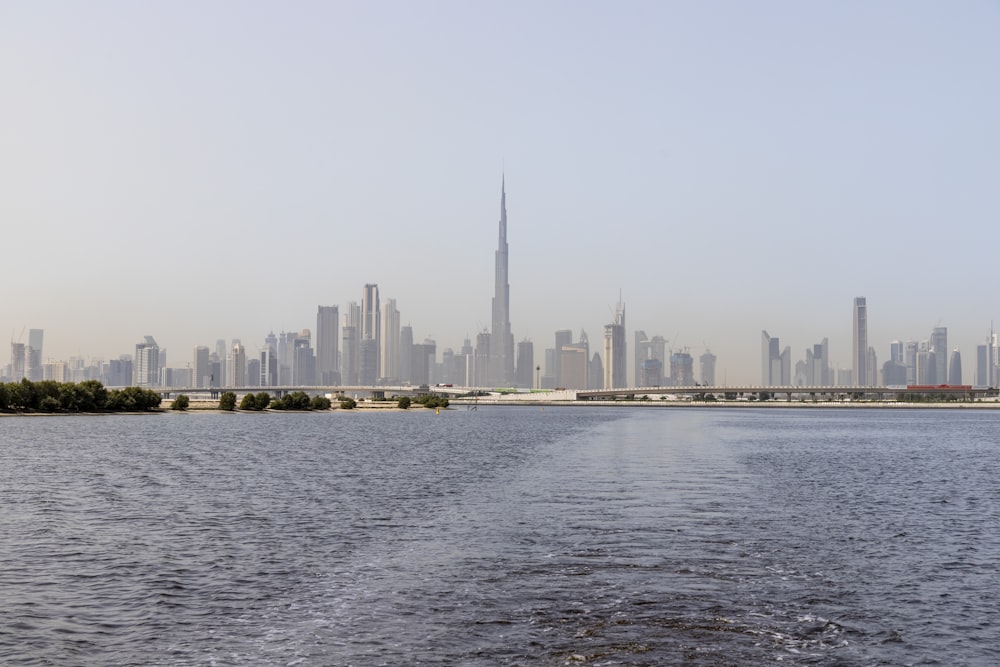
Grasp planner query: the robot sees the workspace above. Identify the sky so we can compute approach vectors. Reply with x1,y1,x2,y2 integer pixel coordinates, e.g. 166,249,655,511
2,1,999,385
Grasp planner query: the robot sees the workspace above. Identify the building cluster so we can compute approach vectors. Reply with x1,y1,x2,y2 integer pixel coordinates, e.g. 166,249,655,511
2,178,721,391
761,297,996,388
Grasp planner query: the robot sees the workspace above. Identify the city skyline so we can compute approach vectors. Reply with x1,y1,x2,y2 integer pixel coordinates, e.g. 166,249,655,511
2,3,999,384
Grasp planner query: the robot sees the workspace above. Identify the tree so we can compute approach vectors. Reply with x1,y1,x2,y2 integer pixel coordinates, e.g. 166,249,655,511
39,395,61,412
254,392,271,410
339,397,357,410
397,396,411,410
219,391,237,411
171,394,190,411
310,395,331,410
239,393,258,410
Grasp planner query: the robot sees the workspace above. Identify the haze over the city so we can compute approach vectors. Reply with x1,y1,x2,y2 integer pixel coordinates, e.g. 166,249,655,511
2,1,999,385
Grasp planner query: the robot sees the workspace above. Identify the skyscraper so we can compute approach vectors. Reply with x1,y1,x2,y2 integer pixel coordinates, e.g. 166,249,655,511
853,297,868,387
26,329,43,382
515,339,534,388
231,342,247,387
134,336,160,387
193,345,210,388
342,302,360,385
399,325,413,385
10,342,25,380
490,176,514,386
700,349,717,386
948,349,963,385
603,298,626,389
380,299,400,383
316,305,340,385
761,330,790,386
930,327,948,386
361,284,380,382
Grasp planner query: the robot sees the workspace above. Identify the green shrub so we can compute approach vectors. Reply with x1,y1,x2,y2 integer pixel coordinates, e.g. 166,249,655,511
219,391,237,411
171,394,190,411
310,395,331,410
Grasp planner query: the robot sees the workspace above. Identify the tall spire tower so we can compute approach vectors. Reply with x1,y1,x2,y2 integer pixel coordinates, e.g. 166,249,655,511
490,174,514,386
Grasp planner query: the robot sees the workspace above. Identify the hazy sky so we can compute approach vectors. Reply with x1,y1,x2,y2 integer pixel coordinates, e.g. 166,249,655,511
2,1,999,384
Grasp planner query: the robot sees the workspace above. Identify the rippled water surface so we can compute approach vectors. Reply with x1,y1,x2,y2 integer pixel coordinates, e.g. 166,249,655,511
2,407,999,665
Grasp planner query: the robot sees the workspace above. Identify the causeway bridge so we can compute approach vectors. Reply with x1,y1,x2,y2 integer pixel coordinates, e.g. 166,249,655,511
149,384,472,399
144,383,996,402
577,384,994,401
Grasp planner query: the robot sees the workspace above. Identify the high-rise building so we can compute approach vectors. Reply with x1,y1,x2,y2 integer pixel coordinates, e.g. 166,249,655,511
231,342,247,387
342,302,360,385
490,176,514,386
634,330,648,388
380,299,400,383
603,298,626,389
804,338,829,386
515,339,534,388
107,356,132,387
474,331,491,387
316,305,340,385
976,343,989,387
670,351,695,386
700,349,717,386
260,332,278,386
26,329,43,382
553,329,572,386
292,330,313,385
10,342,25,381
916,349,936,384
948,349,962,385
193,346,210,388
589,353,603,390
360,284,380,382
642,358,663,387
399,325,413,384
853,297,868,387
215,339,228,387
134,336,160,387
560,344,589,389
930,327,948,387
761,330,790,386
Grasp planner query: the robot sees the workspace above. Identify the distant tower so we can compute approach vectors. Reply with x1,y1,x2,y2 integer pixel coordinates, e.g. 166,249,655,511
399,325,413,384
930,327,948,386
490,175,515,386
603,298,626,389
341,302,360,384
193,346,210,388
634,330,648,388
515,339,534,388
231,342,247,387
10,342,25,380
700,349,717,386
761,330,790,386
134,336,160,387
26,329,43,382
361,284,380,383
380,299,400,383
316,305,340,385
948,349,962,385
853,297,868,387
475,331,491,387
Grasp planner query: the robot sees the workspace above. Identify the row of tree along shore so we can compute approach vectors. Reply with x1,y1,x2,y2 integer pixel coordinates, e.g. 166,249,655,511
0,379,450,414
213,391,449,411
0,379,161,413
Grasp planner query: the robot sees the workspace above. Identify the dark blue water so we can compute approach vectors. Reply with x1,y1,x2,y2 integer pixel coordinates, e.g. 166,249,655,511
1,407,998,665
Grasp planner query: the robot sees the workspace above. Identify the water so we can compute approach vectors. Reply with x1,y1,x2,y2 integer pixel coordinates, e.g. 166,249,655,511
1,407,998,666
